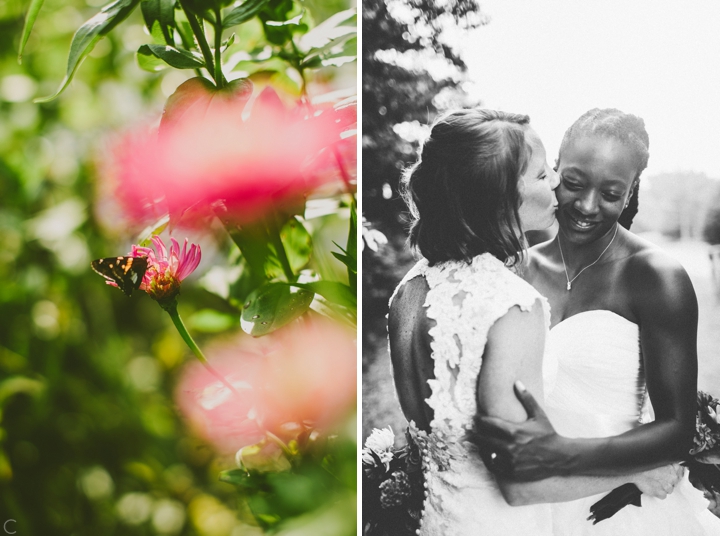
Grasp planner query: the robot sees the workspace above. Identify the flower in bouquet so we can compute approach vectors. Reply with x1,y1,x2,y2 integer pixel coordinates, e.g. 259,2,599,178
362,426,395,468
379,471,412,509
362,423,430,536
114,82,353,227
175,318,356,455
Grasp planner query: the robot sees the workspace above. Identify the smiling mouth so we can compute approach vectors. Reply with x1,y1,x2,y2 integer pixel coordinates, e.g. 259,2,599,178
566,212,599,230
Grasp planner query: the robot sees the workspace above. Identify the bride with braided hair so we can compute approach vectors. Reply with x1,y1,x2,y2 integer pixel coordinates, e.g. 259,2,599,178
474,108,720,535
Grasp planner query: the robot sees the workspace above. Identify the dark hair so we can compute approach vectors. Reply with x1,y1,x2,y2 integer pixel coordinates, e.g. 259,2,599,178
401,108,532,266
559,108,649,229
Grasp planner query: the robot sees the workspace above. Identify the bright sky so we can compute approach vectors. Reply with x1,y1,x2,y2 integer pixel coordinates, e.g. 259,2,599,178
461,0,720,179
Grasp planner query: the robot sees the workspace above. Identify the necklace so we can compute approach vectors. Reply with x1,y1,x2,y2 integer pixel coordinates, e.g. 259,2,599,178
558,224,619,291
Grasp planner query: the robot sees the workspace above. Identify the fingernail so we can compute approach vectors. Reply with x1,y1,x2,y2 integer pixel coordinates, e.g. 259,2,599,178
515,380,526,392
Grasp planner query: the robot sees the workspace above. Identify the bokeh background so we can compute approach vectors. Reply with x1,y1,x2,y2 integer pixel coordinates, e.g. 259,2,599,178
363,0,720,438
0,0,355,534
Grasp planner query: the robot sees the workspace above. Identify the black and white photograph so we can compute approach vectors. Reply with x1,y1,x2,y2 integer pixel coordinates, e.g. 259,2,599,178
362,1,720,534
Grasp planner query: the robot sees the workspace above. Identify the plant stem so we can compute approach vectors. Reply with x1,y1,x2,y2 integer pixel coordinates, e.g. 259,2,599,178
267,216,295,282
164,301,240,397
179,0,217,85
333,145,355,203
290,38,308,99
213,7,226,88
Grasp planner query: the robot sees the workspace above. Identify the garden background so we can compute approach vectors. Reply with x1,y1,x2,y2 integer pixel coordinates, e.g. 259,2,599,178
0,0,357,534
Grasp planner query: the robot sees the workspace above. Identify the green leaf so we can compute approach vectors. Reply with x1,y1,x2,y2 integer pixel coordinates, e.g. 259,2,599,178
223,0,270,28
135,215,169,246
265,11,303,26
265,217,311,278
34,0,142,103
240,282,313,336
293,281,355,309
140,0,175,45
137,47,168,71
176,19,197,51
301,32,356,68
138,43,205,69
231,56,287,75
347,203,357,265
258,0,304,45
222,32,236,52
226,221,274,290
18,0,45,63
343,203,358,290
219,468,265,490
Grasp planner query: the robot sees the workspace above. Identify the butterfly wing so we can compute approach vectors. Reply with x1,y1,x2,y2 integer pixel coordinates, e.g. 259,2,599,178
91,256,148,297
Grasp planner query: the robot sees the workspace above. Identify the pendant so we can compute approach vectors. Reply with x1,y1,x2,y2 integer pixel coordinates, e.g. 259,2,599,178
567,281,572,291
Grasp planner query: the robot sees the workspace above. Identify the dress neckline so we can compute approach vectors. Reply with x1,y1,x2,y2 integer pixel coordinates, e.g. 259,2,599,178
551,309,638,331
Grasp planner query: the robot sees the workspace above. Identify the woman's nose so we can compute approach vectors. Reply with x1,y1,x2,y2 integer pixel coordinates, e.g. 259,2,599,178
575,191,599,215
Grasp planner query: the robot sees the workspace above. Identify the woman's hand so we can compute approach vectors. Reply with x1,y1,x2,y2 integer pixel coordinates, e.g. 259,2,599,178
472,381,569,481
632,464,684,499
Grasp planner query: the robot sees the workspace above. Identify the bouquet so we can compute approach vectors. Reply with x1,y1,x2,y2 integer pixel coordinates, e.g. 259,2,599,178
589,390,720,523
362,425,426,535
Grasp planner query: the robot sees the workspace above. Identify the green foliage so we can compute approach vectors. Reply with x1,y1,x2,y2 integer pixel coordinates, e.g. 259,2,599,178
137,43,206,70
240,282,314,336
223,0,271,28
362,0,482,227
35,0,143,102
5,0,356,532
220,433,356,532
140,0,176,45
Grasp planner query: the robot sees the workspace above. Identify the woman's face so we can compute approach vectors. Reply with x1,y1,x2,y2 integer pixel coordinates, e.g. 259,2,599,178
518,128,560,231
555,134,638,245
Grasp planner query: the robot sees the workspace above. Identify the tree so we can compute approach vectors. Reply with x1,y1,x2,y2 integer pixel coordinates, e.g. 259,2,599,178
362,0,484,346
362,0,485,229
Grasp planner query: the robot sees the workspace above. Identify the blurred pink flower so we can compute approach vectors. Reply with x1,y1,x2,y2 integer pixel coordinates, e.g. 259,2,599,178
114,85,354,225
124,236,201,303
175,346,267,454
175,318,356,454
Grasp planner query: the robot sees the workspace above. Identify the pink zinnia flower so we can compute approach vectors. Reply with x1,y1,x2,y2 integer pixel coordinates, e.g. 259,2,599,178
114,83,354,226
129,236,201,303
175,318,356,454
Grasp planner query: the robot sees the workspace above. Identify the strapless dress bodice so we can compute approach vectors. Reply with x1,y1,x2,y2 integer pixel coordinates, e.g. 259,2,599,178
542,310,720,536
543,310,647,438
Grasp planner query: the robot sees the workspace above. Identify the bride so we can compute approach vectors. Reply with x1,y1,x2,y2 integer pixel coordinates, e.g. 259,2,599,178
387,108,680,535
474,108,720,535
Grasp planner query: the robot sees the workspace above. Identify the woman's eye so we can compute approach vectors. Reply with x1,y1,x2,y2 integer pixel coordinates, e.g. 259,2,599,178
562,179,581,190
538,174,547,181
602,193,622,202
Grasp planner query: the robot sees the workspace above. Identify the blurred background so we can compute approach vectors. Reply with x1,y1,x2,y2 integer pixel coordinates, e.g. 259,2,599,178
0,0,355,534
362,0,720,438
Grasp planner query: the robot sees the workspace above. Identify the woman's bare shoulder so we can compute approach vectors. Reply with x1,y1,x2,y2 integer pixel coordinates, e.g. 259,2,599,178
388,274,433,342
622,234,697,315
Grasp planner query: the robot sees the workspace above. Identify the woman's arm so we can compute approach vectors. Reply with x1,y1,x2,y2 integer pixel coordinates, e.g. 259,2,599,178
477,299,679,505
474,253,698,481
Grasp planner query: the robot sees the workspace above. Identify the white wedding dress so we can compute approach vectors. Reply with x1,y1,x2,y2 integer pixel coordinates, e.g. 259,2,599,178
390,253,554,535
544,309,720,535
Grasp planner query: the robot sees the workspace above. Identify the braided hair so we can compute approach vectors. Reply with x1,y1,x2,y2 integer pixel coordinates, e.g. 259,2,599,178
559,108,649,229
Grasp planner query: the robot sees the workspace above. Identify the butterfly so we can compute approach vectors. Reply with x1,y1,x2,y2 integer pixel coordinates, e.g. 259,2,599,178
90,256,148,297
